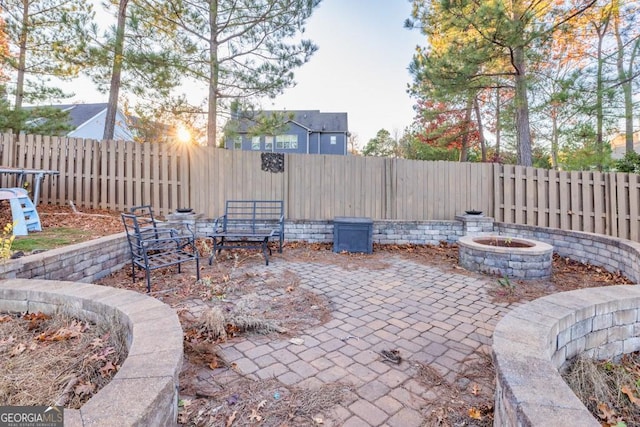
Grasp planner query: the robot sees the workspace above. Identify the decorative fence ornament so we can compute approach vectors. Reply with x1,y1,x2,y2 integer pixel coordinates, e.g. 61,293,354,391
261,153,285,173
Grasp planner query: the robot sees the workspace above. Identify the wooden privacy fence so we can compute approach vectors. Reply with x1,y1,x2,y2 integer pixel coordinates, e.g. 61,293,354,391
1,133,639,241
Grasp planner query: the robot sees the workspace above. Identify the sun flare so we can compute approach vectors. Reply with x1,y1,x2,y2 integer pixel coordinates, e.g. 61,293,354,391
176,126,191,144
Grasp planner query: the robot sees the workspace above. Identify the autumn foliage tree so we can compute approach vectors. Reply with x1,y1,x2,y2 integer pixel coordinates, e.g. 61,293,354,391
412,99,479,161
408,0,599,166
0,16,8,87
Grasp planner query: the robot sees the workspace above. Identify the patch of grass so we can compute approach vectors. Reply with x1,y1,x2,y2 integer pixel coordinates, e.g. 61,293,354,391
12,228,94,252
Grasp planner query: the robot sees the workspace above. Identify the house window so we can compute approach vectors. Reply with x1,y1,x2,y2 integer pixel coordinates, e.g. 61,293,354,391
276,134,298,149
251,136,260,150
330,136,337,145
265,136,274,150
233,136,242,149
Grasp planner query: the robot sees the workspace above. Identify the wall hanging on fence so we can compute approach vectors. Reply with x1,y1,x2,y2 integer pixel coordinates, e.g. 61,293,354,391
261,153,285,173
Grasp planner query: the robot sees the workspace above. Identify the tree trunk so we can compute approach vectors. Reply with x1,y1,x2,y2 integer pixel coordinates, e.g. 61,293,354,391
513,45,532,167
473,96,486,162
495,87,501,158
459,96,473,162
15,0,29,109
613,1,636,153
103,0,129,141
594,16,610,171
207,0,219,147
551,106,559,170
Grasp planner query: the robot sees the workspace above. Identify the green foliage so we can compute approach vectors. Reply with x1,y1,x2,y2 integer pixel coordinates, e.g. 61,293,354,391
404,137,460,161
3,0,94,107
497,275,515,293
0,101,73,135
362,129,398,157
143,0,321,146
248,111,294,137
558,124,613,171
614,152,640,174
11,227,92,252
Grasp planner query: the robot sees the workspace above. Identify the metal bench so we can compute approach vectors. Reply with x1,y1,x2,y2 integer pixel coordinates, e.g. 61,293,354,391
121,205,200,292
208,200,284,265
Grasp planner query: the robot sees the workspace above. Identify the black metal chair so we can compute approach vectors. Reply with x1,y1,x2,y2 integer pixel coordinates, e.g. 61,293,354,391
121,205,200,292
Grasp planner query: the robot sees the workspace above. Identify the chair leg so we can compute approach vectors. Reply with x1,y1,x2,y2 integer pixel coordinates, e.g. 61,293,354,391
263,238,269,265
145,270,151,293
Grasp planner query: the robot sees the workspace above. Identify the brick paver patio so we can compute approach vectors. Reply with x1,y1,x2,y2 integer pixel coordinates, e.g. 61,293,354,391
214,255,514,426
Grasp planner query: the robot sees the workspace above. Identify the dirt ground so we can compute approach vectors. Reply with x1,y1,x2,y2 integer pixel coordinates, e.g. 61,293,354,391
1,203,635,425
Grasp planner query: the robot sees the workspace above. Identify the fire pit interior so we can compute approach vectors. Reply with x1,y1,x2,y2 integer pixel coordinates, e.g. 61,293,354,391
458,235,554,279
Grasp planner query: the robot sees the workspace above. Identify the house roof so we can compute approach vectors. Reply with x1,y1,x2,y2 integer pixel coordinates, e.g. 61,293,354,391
235,110,348,133
50,103,109,128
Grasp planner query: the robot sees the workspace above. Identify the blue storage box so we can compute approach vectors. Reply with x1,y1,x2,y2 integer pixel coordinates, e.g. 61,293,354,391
333,217,373,254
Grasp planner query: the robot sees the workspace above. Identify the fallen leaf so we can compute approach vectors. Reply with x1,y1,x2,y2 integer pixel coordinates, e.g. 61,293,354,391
99,361,117,378
226,410,237,427
621,385,640,406
90,337,104,348
471,383,481,395
313,416,324,424
74,382,96,396
249,409,262,422
10,343,26,356
468,407,482,420
0,314,12,322
285,286,295,292
208,360,219,370
257,400,267,410
597,402,617,423
24,312,50,330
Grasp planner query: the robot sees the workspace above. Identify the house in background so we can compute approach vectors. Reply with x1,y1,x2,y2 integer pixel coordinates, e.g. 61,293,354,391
225,110,350,155
610,131,640,159
52,103,134,141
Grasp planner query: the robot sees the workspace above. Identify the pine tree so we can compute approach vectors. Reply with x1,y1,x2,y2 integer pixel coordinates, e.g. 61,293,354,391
142,0,321,146
2,0,93,108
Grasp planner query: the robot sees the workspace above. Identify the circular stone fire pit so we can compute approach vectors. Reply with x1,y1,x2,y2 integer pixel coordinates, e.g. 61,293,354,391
458,235,554,279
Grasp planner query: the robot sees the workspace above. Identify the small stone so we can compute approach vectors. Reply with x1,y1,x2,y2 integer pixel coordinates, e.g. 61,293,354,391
289,337,304,345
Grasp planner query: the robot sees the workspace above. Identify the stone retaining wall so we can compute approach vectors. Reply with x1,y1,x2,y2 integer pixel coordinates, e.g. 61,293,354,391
493,286,640,426
283,219,468,245
0,279,183,426
458,235,554,279
494,222,640,283
0,233,129,282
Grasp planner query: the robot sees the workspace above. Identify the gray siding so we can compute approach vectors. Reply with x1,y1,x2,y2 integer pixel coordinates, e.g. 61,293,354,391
225,110,349,155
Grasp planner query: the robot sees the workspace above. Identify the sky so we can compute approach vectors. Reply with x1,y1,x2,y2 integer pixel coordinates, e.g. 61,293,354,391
257,0,425,147
60,0,425,148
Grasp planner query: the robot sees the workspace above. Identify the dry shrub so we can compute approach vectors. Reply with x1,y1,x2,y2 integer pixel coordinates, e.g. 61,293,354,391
416,350,495,427
179,377,353,426
563,353,640,425
198,306,227,340
0,310,127,408
195,305,285,342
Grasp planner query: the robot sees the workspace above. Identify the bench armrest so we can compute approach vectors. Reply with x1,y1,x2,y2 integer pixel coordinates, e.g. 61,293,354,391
212,214,226,231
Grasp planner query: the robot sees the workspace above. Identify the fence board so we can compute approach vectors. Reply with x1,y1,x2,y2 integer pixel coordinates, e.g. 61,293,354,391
617,173,629,239
630,173,639,241
570,171,580,231
1,133,640,242
593,171,606,235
